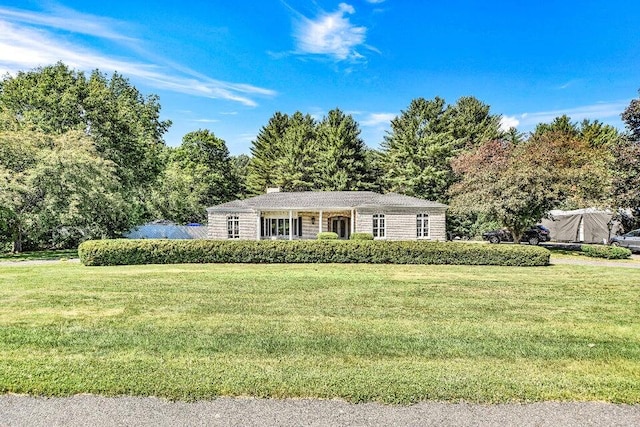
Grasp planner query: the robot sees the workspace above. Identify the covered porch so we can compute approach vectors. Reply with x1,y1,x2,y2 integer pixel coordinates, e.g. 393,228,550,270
257,209,356,240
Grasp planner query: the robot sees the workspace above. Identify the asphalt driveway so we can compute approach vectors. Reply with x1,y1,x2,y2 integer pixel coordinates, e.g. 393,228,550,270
1,395,639,427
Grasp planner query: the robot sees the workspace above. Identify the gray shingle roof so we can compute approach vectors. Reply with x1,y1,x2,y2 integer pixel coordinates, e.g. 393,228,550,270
207,191,447,212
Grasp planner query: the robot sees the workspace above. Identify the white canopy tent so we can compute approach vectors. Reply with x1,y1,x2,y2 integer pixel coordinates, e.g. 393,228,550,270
541,208,621,244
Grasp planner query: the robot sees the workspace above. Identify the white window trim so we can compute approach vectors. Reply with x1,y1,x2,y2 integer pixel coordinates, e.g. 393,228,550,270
260,216,301,239
372,213,386,239
227,214,240,239
417,212,430,239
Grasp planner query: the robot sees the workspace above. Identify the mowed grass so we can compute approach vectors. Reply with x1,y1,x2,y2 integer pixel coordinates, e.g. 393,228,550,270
0,262,638,403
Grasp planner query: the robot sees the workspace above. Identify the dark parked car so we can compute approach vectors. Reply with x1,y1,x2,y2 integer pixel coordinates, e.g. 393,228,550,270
610,229,640,253
483,225,551,245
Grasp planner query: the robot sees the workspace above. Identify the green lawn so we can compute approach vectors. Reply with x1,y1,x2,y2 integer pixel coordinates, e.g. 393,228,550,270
0,262,638,403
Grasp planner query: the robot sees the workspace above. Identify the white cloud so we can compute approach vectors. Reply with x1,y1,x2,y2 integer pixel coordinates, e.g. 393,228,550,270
0,7,276,107
515,102,628,127
293,3,369,61
360,112,395,127
499,115,520,131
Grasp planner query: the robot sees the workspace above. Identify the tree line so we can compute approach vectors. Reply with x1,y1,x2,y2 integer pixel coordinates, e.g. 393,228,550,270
1,63,639,251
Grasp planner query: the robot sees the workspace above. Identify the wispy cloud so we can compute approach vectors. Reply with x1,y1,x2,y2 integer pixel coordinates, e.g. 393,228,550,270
557,79,585,90
191,119,220,123
516,102,628,127
292,3,371,61
0,5,134,41
360,112,395,127
0,6,276,107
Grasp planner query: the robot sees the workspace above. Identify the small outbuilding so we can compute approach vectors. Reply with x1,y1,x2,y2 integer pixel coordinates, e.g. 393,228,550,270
124,221,207,240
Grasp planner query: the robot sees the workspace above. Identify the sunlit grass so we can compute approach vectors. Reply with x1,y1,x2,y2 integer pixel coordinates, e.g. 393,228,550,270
0,262,638,403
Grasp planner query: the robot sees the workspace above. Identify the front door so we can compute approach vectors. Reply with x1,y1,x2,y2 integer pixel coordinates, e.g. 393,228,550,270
331,217,350,239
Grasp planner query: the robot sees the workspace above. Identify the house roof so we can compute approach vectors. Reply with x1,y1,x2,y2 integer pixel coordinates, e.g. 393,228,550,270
207,191,447,212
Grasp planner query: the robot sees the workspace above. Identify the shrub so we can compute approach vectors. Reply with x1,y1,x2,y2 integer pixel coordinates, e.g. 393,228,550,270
78,239,550,267
580,244,632,259
317,232,339,240
350,232,374,240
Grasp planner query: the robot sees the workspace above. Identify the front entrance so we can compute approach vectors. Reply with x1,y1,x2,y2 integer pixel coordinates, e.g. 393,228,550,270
331,216,350,239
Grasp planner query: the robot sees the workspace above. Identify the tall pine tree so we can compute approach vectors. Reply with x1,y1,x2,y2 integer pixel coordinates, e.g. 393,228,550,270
275,112,318,191
382,97,459,202
316,108,371,190
246,112,289,194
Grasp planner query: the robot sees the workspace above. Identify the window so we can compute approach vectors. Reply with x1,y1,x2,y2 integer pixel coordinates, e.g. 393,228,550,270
261,217,303,238
227,215,240,239
417,213,429,238
373,213,385,238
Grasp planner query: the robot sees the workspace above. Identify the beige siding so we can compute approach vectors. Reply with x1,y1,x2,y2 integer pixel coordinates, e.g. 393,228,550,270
355,208,447,241
301,214,320,239
208,208,447,241
207,211,257,240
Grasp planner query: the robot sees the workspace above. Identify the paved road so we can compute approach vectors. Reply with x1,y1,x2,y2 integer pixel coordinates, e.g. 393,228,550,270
1,395,639,427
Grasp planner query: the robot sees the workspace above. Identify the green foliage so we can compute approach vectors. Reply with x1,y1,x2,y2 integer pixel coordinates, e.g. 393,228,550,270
580,244,632,259
230,154,250,198
148,130,238,224
275,112,318,191
0,63,170,190
382,97,454,201
0,130,129,251
247,109,376,194
533,115,580,138
611,137,640,230
381,96,502,202
247,112,290,194
317,232,339,240
622,89,640,141
316,108,371,191
349,232,374,240
449,132,613,242
78,239,550,267
448,96,502,148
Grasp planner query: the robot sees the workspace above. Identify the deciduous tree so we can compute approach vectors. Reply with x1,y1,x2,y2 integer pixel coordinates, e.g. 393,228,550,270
149,130,237,224
0,130,127,251
449,132,612,242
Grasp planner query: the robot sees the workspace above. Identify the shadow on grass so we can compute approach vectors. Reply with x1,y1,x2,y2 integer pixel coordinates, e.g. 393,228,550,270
0,249,78,261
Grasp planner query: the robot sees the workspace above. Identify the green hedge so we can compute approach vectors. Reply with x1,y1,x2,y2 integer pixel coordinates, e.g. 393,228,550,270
580,244,632,259
317,232,339,240
79,239,550,267
350,232,374,240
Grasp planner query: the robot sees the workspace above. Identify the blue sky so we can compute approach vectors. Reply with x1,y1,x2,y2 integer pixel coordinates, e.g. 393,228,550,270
1,0,638,154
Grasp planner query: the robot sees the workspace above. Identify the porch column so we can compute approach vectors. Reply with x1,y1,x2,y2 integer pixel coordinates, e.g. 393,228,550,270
319,210,323,234
289,210,293,241
351,209,355,235
256,211,261,241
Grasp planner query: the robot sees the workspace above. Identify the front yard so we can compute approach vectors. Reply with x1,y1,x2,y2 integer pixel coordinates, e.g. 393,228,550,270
0,262,638,403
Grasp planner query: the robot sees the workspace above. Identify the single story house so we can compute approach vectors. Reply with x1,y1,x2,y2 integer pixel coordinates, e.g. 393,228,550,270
207,190,447,241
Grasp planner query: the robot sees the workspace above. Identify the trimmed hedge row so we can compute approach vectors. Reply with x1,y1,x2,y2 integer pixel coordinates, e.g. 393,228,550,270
79,239,550,267
317,232,339,240
580,244,632,259
350,232,374,240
